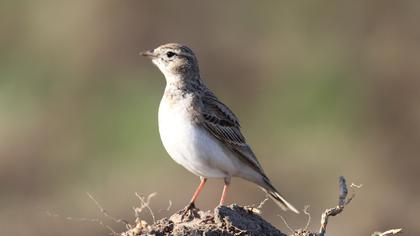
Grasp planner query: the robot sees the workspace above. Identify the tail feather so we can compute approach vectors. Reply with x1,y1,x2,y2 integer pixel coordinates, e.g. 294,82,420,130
260,176,299,214
264,188,299,214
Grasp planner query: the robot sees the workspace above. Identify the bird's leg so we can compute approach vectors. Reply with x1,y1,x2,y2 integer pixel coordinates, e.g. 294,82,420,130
219,177,231,205
189,177,207,205
181,177,207,220
200,177,232,224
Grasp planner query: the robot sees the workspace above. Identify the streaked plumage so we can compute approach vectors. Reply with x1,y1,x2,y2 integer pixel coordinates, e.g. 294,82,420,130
142,43,299,214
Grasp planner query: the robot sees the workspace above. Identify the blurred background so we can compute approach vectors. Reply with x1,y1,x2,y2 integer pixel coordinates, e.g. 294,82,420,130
1,1,419,235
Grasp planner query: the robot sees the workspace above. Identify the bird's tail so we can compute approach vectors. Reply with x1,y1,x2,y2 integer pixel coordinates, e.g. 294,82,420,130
260,177,299,214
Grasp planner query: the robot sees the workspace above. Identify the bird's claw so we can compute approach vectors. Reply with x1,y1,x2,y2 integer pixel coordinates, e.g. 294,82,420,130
180,202,199,221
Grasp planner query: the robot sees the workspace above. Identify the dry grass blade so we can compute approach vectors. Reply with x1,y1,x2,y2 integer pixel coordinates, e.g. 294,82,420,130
44,209,118,235
159,200,173,213
134,192,157,224
372,228,403,236
278,214,294,234
86,192,131,229
303,205,311,231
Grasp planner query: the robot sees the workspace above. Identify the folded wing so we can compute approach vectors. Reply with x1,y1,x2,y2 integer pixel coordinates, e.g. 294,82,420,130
197,90,265,175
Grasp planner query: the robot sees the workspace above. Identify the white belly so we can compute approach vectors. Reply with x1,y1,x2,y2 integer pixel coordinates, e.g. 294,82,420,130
158,95,240,178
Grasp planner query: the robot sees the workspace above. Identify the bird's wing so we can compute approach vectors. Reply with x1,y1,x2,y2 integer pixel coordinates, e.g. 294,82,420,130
196,90,265,175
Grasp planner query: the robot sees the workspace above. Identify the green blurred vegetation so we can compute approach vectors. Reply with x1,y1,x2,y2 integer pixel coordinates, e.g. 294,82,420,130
1,1,419,235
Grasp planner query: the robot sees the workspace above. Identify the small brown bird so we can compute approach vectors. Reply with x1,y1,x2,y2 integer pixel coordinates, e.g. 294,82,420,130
142,43,299,214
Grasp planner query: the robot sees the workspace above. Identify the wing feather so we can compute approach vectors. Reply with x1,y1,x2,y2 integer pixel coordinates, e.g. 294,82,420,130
197,91,265,174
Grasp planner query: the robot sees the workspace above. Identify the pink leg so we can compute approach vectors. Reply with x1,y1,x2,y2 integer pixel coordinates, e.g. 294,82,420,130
181,177,207,220
219,177,231,205
189,177,207,205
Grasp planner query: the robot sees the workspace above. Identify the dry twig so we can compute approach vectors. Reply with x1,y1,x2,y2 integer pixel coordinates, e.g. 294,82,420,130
371,228,403,236
86,192,131,229
318,176,354,236
134,192,157,224
159,200,173,213
279,214,295,234
303,205,311,231
46,209,119,235
43,193,134,235
244,197,269,215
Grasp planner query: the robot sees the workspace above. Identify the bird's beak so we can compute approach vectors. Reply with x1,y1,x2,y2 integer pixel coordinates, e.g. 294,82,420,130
140,49,157,58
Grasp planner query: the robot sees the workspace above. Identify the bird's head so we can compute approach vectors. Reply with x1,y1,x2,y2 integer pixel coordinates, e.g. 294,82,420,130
141,43,200,82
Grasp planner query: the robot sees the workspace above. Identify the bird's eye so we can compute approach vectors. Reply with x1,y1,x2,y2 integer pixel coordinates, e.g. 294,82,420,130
166,51,176,58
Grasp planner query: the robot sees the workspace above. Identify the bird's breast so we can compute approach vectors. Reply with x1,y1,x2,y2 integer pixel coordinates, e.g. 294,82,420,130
158,94,236,178
158,94,199,163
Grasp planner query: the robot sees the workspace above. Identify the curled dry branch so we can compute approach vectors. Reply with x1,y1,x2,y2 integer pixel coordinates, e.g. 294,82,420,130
318,176,354,236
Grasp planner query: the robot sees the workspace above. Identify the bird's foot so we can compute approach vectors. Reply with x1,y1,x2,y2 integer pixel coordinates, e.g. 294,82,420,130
180,202,199,221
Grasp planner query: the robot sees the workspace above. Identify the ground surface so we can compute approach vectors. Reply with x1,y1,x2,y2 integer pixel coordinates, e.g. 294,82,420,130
121,204,297,236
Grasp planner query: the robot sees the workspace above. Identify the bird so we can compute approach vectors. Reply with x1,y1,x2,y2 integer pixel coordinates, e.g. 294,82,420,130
141,43,299,214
